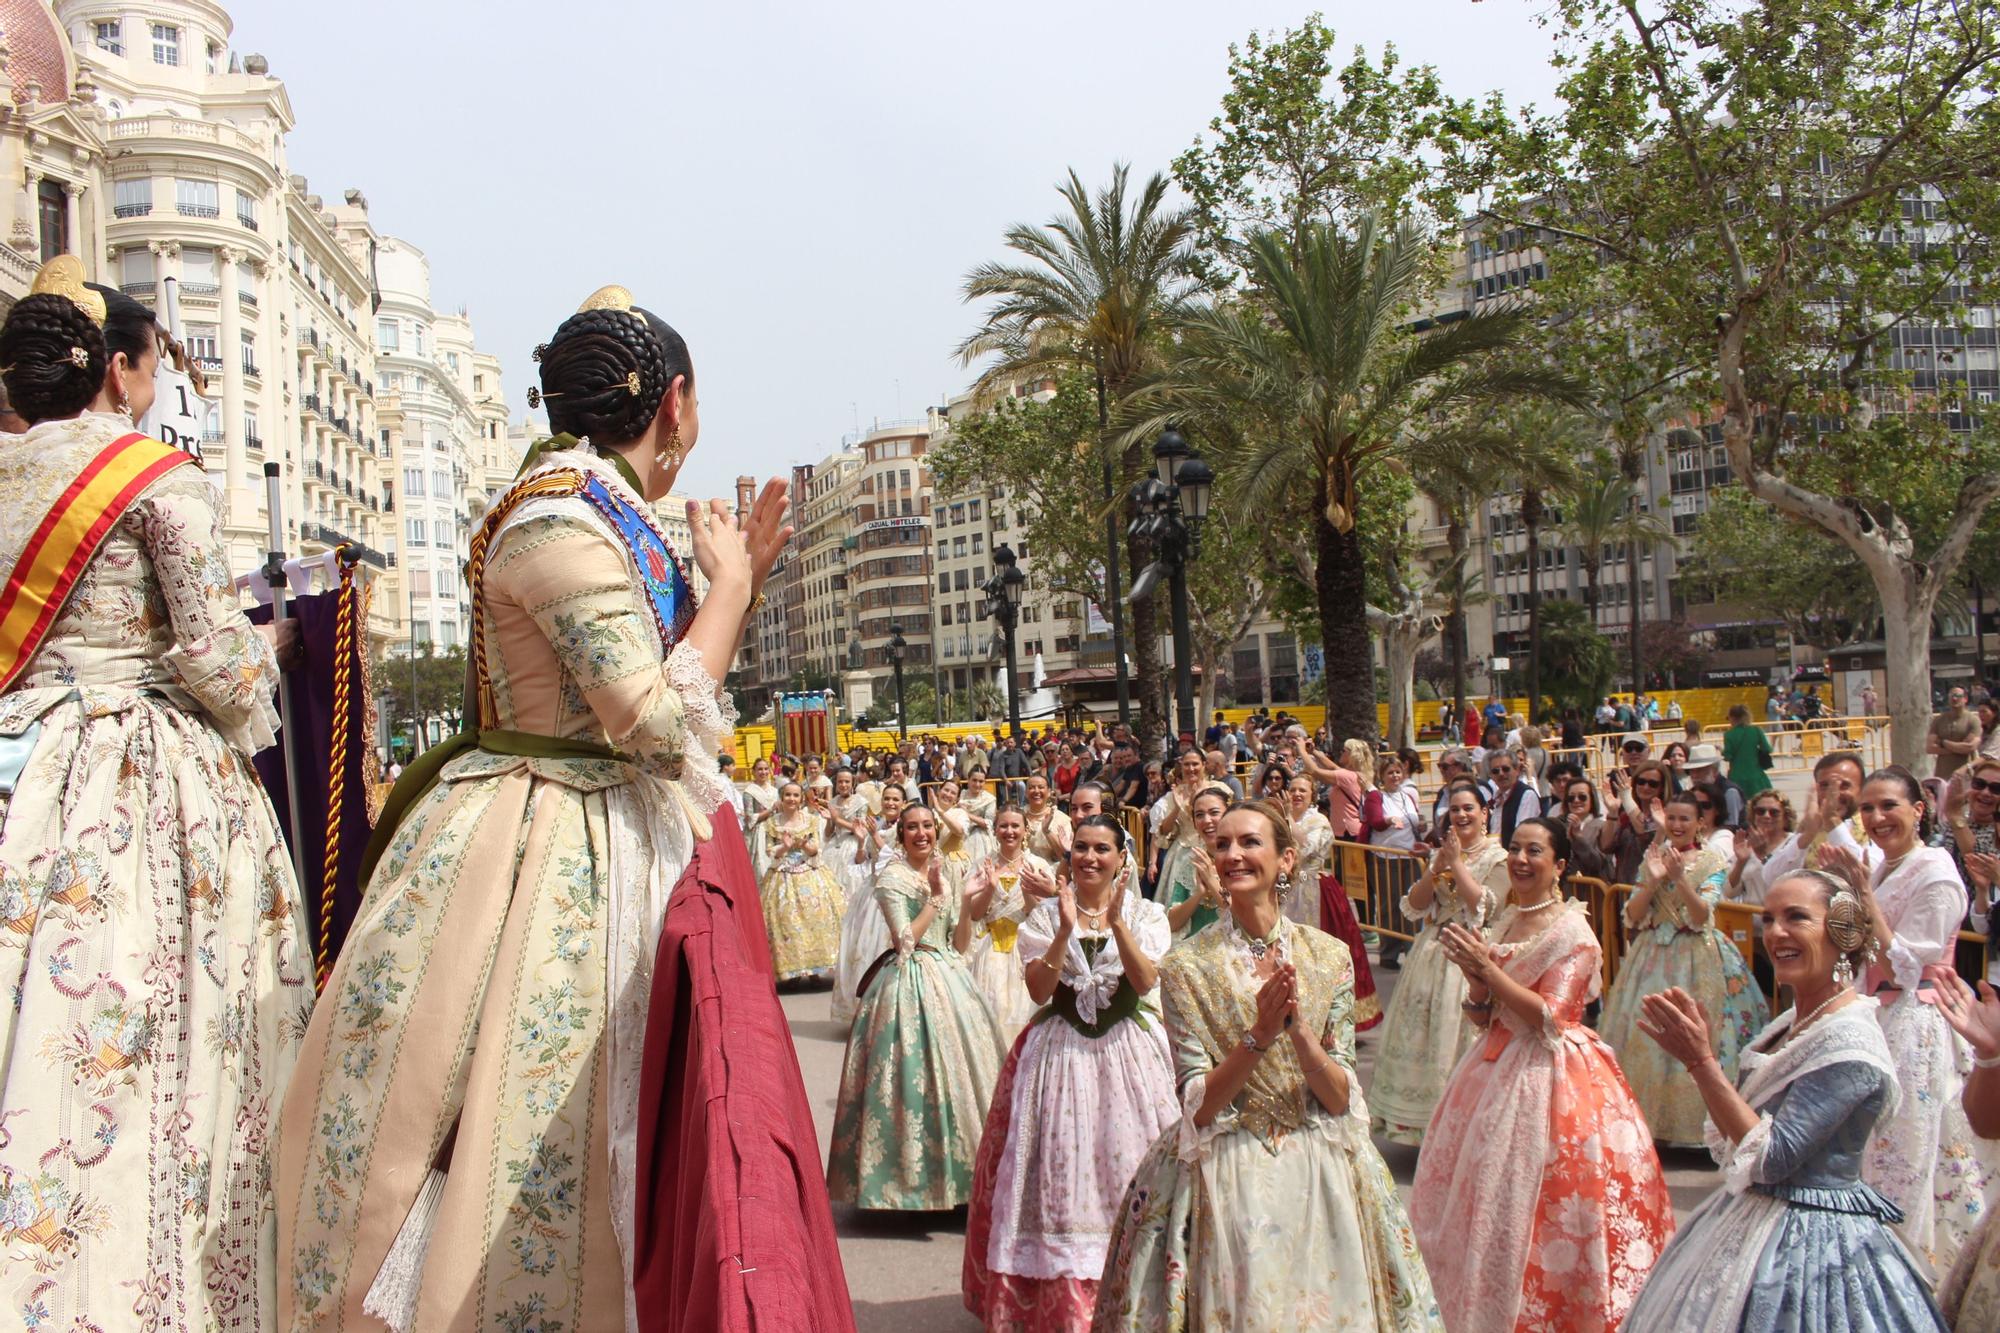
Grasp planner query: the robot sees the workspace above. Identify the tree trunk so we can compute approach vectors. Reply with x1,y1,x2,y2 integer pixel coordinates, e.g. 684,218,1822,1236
1877,572,1938,773
1523,490,1544,725
1370,603,1425,751
1315,473,1378,746
1584,561,1601,625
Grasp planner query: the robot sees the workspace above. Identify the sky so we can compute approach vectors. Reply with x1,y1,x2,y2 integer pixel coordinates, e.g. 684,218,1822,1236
244,0,1568,501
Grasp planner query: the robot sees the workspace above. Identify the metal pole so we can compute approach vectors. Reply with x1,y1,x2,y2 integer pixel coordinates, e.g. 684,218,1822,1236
407,582,422,757
894,656,906,740
262,462,307,891
1003,606,1023,743
1168,539,1195,742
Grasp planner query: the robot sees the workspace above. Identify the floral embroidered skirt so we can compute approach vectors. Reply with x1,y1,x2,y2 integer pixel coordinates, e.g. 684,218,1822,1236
1865,994,1995,1277
1368,923,1482,1144
826,946,1004,1209
0,690,312,1329
760,860,843,982
1599,925,1768,1146
964,1014,1177,1331
1092,1109,1440,1331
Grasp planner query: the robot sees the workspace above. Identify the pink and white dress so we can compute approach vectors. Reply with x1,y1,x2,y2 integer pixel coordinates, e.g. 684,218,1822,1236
962,893,1177,1331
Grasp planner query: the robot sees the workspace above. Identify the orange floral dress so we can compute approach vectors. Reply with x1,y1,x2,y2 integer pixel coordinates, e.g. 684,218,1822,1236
1408,901,1673,1332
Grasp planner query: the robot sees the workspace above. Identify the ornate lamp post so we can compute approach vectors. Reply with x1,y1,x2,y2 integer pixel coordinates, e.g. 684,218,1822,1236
888,622,908,740
986,545,1027,741
1129,426,1215,741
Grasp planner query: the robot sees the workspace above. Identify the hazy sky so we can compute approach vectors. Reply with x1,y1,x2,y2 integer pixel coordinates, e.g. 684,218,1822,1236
247,1,1565,500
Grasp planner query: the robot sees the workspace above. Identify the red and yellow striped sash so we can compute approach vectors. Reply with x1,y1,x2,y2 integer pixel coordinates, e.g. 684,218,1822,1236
0,431,195,690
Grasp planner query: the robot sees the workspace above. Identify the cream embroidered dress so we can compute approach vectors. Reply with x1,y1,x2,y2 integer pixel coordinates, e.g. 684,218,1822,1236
0,413,311,1330
961,850,1055,1035
1093,919,1440,1332
1367,839,1508,1144
276,444,738,1331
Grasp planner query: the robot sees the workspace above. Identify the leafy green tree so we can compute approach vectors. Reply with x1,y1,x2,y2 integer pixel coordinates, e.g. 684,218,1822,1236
1173,16,1507,262
1638,618,1713,692
956,166,1204,746
1680,486,1880,652
1536,599,1619,716
1130,217,1574,744
375,645,468,752
1491,0,2000,767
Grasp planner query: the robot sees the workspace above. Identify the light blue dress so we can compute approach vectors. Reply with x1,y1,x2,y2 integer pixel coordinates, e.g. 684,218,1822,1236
1626,1001,1946,1332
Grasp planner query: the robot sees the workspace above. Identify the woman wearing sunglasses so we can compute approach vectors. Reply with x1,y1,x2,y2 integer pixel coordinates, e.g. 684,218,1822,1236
1947,758,2000,985
1599,758,1673,884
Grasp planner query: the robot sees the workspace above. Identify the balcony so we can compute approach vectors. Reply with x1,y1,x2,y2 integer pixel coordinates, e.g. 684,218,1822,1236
245,434,263,453
237,212,258,232
181,282,218,296
301,393,321,416
302,329,321,349
113,203,152,218
239,290,258,308
177,204,220,219
118,281,155,297
240,361,260,379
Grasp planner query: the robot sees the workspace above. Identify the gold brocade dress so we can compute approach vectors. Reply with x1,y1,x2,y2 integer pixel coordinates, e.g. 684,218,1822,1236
1093,919,1440,1331
754,812,844,982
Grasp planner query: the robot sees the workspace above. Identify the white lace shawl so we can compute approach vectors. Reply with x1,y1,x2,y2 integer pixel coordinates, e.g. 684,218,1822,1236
1016,863,1169,1023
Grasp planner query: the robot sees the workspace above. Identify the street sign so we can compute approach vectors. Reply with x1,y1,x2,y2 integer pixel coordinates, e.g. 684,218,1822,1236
1302,644,1324,684
1490,655,1512,672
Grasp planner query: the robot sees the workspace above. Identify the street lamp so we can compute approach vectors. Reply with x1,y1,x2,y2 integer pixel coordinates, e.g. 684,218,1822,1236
1129,426,1215,741
888,622,908,740
986,545,1027,741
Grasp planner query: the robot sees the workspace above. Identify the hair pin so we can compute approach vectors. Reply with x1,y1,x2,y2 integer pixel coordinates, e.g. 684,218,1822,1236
527,387,564,408
68,347,90,369
531,343,548,362
624,372,641,397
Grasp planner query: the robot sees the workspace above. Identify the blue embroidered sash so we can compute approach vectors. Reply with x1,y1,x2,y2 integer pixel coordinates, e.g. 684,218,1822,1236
577,475,697,648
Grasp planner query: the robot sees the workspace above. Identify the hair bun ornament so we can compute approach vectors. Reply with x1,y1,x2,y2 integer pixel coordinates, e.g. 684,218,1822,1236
67,347,90,369
29,255,107,325
576,284,636,314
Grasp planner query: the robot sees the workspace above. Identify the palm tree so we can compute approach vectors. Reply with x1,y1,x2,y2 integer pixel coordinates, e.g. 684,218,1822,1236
1131,215,1578,744
957,165,1203,745
1552,467,1676,673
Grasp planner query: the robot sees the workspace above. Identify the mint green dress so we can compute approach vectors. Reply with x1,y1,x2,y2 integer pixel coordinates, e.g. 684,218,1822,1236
826,860,1006,1209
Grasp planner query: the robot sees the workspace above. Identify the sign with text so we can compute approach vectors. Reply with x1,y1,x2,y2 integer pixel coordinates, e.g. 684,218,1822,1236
142,369,214,480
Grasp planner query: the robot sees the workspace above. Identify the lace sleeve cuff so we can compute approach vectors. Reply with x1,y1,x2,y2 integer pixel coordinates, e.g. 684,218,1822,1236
1175,1071,1234,1162
162,625,280,756
1883,936,1929,992
664,640,735,816
1710,1112,1774,1193
894,926,915,959
1397,891,1436,924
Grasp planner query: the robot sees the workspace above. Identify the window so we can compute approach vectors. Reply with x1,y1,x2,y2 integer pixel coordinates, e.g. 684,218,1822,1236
375,318,399,353
36,180,65,263
244,410,260,447
438,622,458,648
240,332,257,375
899,469,911,489
936,542,948,563
432,470,450,497
206,39,223,75
94,20,122,54
941,605,953,626
151,23,179,65
406,518,427,546
185,327,218,364
954,569,969,591
971,533,983,553
412,622,431,648
938,572,950,593
403,467,425,496
969,499,982,520
235,190,258,230
410,569,432,597
446,352,460,372
119,248,155,289
113,177,151,218
473,374,485,392
412,325,426,358
176,180,219,218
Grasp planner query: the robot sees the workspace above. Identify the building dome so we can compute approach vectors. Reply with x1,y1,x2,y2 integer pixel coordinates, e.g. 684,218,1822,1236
0,0,73,105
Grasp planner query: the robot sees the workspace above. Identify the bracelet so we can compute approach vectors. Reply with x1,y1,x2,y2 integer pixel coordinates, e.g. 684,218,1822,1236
1240,1030,1266,1052
750,590,768,614
1976,1050,2000,1069
1461,997,1494,1012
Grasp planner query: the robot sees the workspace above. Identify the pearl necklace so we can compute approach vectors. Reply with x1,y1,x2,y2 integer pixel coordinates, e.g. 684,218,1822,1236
1782,985,1853,1046
1512,894,1562,914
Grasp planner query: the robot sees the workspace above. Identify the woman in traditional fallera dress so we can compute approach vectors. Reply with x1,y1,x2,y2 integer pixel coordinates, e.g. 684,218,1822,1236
754,779,845,982
956,805,1059,1034
962,774,1000,865
277,289,849,1330
1601,790,1769,1147
1094,800,1440,1332
823,765,870,869
1160,783,1232,940
1819,766,1993,1277
740,755,779,848
1291,773,1382,1030
1933,968,2000,1328
1369,781,1510,1144
1151,751,1212,914
1410,817,1673,1333
831,782,906,1026
1025,772,1073,864
964,815,1179,1331
1625,869,1946,1332
0,260,312,1329
827,803,1006,1209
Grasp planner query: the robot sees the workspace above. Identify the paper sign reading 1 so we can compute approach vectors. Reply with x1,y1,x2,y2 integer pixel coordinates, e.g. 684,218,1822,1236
142,369,217,481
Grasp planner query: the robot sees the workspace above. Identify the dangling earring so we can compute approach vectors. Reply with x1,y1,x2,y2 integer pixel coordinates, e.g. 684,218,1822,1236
1275,872,1293,903
655,426,684,472
1834,953,1855,987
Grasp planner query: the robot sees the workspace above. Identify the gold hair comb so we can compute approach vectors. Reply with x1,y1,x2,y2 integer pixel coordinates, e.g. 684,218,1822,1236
577,285,635,314
30,256,106,325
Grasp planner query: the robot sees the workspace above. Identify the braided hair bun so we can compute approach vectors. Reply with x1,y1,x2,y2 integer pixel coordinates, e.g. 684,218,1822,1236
533,305,692,446
0,294,107,424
